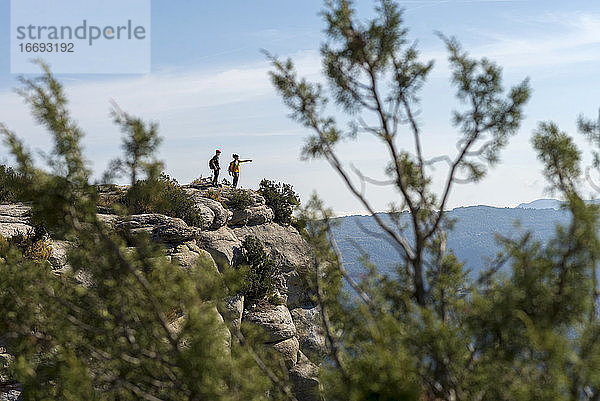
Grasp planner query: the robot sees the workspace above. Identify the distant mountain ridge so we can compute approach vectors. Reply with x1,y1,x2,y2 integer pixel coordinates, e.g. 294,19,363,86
331,201,577,279
516,199,562,210
516,198,600,210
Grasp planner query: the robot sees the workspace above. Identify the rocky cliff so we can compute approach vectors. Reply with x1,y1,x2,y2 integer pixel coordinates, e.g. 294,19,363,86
0,186,325,401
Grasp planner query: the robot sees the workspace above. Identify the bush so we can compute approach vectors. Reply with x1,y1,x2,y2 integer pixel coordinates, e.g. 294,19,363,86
240,236,276,300
227,189,253,210
120,173,203,227
204,188,222,202
258,179,300,225
0,233,8,255
1,229,53,261
0,165,25,203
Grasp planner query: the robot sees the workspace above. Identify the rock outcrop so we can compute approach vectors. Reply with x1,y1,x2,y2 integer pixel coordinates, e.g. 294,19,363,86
0,204,31,239
114,214,201,244
243,304,297,343
0,187,322,401
185,189,232,229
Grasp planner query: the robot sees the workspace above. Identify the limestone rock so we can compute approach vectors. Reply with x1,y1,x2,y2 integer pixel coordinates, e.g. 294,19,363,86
168,241,217,272
212,306,232,352
290,351,321,401
228,205,274,227
232,223,312,273
218,295,244,331
0,389,21,401
269,336,299,369
243,304,296,342
291,307,326,363
184,189,231,229
48,240,71,272
0,203,32,239
115,214,200,244
97,213,119,227
232,223,314,307
0,204,30,218
282,270,313,309
196,226,242,269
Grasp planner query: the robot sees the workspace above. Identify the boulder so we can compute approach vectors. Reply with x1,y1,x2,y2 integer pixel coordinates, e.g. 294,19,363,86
243,304,296,342
168,241,217,271
184,190,231,229
115,214,200,244
228,205,274,227
290,351,321,401
196,227,242,269
291,307,326,363
269,336,299,369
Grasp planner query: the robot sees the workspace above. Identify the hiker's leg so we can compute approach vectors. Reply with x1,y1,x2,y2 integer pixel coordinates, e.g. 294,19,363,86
213,169,219,186
233,173,239,188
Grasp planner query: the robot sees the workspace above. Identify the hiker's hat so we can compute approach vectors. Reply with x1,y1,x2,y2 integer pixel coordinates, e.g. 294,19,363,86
216,149,221,153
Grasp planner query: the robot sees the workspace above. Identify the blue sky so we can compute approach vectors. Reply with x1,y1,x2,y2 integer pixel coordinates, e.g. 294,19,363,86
1,0,600,214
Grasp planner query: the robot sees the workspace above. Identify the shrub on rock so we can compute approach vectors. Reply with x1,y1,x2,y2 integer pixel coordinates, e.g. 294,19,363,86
120,173,203,227
258,179,300,225
240,235,276,299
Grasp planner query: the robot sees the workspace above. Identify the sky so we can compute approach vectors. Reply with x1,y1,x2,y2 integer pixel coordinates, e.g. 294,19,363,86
1,0,600,215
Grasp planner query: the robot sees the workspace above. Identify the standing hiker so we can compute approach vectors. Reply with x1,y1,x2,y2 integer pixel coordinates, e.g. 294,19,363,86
209,150,221,187
228,154,252,188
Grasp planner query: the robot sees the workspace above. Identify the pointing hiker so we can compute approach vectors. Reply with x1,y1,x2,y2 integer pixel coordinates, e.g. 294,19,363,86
209,150,221,187
228,153,252,188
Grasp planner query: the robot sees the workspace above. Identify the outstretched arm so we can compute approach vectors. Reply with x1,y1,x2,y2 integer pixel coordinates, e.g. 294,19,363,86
240,159,252,163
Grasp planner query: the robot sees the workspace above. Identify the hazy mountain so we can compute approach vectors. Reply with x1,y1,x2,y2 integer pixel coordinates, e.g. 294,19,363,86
331,203,573,279
516,199,561,210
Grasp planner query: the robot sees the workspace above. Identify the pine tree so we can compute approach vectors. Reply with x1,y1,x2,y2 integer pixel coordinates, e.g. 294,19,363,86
0,62,293,400
269,0,600,400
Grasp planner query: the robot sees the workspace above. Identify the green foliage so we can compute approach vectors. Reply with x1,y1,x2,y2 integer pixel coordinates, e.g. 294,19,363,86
4,230,53,261
577,109,600,168
0,62,293,400
532,122,581,193
121,173,204,227
0,165,25,203
204,188,222,202
240,236,276,300
263,1,600,400
258,179,301,225
105,104,163,185
0,233,9,256
227,189,253,210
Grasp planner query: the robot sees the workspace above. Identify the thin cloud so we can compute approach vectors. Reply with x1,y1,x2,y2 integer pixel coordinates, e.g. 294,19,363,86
467,12,600,69
0,49,322,170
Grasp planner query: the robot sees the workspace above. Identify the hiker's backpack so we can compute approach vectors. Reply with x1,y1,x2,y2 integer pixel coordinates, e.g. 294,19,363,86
209,157,216,170
228,161,235,173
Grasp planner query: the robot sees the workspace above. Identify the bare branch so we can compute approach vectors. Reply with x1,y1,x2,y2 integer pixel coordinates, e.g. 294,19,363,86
424,155,453,167
350,164,396,186
586,167,600,194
